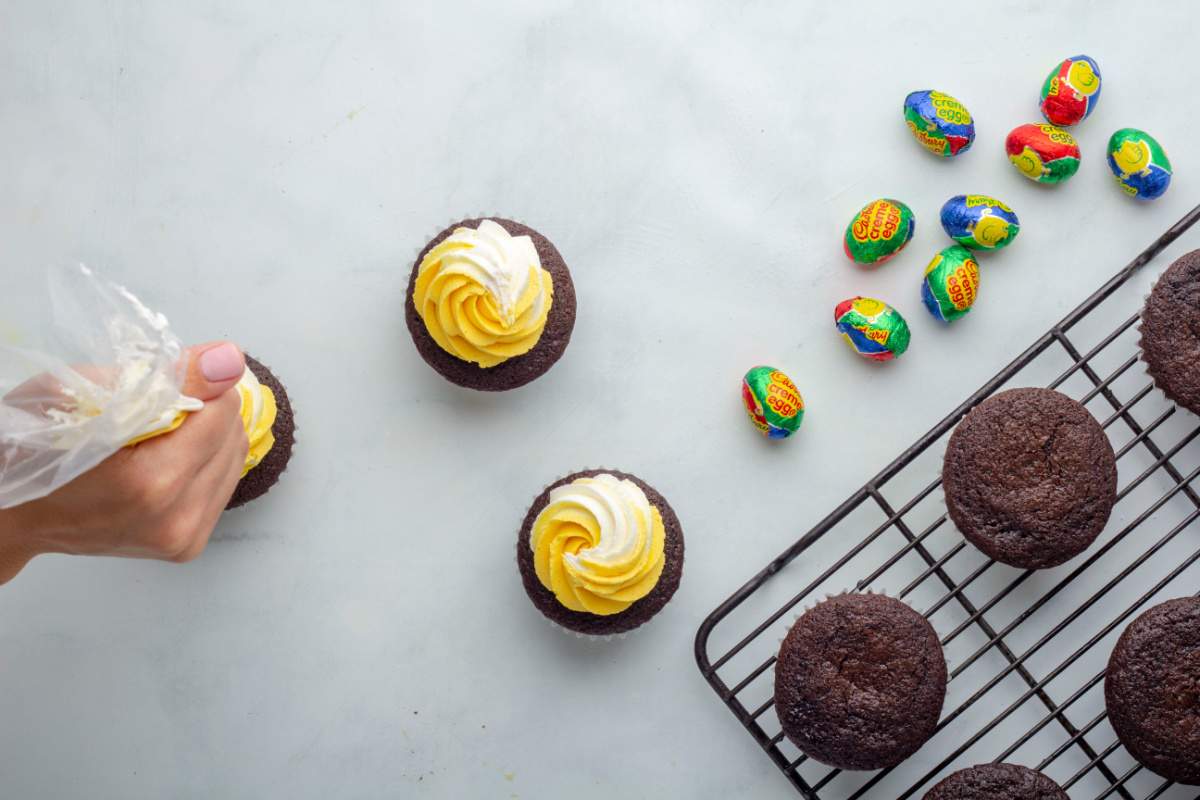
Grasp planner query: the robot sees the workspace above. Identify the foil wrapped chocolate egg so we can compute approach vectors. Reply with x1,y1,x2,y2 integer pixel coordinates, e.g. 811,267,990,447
1107,128,1172,200
741,366,805,439
939,195,1020,251
1039,55,1102,127
922,245,980,324
904,90,975,157
1006,123,1081,184
843,198,916,265
834,297,911,361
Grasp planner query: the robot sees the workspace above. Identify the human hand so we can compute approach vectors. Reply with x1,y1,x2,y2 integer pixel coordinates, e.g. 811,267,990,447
0,341,250,584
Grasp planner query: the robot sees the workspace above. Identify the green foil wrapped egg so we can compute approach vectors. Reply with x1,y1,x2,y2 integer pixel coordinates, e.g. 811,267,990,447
843,198,917,266
741,366,805,439
1106,128,1172,200
921,245,980,323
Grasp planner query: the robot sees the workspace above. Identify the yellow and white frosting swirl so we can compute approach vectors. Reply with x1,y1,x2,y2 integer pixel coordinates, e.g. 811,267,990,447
531,473,666,616
235,367,277,476
413,219,553,368
125,366,275,478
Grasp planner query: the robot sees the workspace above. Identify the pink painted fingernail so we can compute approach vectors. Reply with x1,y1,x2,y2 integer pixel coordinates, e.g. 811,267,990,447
199,343,244,382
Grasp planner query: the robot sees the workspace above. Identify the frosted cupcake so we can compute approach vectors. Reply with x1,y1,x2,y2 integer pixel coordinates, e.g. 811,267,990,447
516,469,684,636
405,218,577,391
225,355,295,509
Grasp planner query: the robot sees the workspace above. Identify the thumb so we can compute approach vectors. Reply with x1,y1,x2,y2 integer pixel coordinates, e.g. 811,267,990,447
181,341,246,401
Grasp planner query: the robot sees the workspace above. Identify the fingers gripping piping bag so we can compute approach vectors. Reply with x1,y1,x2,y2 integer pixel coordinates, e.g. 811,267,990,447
0,265,217,509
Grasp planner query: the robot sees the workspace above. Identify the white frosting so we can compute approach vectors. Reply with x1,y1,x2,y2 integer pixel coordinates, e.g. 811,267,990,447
542,473,656,571
236,367,265,425
437,219,547,325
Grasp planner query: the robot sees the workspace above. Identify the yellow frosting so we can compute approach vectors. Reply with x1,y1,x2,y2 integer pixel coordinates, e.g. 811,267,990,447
531,474,666,616
123,367,275,477
125,410,189,446
412,219,553,368
235,369,277,476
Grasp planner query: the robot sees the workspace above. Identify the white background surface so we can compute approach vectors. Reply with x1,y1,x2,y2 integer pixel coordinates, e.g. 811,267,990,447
2,2,1199,798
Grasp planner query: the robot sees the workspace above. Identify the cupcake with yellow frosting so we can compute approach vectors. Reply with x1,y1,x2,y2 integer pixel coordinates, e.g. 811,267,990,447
516,469,685,635
405,217,577,391
225,354,295,509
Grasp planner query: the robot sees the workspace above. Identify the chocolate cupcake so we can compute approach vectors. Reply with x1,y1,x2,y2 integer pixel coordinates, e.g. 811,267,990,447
943,387,1117,569
1140,249,1200,415
1105,596,1200,784
923,763,1069,800
516,469,684,636
225,354,295,510
773,592,947,771
405,218,576,391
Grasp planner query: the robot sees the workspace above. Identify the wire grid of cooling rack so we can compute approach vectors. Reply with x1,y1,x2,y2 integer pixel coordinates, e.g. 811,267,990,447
695,204,1200,800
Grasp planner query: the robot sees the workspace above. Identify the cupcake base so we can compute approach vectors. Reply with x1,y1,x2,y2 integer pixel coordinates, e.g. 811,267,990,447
1139,249,1200,416
405,217,577,392
943,387,1116,569
226,354,295,510
516,469,684,636
773,591,947,771
1105,596,1200,785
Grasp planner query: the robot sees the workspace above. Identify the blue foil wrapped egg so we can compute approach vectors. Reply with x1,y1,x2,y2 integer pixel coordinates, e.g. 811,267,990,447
903,90,975,157
1107,128,1172,200
939,195,1020,251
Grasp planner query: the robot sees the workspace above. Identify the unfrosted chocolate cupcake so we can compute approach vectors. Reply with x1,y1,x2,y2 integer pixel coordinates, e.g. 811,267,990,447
1105,596,1200,784
225,354,295,510
516,469,684,636
405,217,576,391
1141,249,1200,415
923,763,1069,800
943,387,1116,569
774,592,947,770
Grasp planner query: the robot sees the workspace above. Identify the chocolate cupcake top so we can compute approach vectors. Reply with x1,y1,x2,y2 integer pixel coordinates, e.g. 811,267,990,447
774,592,947,771
405,218,576,391
923,763,1069,800
1105,596,1200,785
943,387,1117,569
1141,249,1200,415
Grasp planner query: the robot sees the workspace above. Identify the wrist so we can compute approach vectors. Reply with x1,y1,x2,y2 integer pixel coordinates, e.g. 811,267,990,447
0,503,46,585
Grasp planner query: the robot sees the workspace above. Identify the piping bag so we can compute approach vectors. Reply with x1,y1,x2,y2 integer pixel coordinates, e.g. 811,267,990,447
0,265,201,509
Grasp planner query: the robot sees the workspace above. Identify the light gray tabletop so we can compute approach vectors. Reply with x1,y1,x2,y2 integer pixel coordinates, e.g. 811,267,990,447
3,2,1199,798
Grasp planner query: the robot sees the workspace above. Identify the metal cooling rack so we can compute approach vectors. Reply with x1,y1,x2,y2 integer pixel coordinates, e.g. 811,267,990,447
695,204,1200,800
